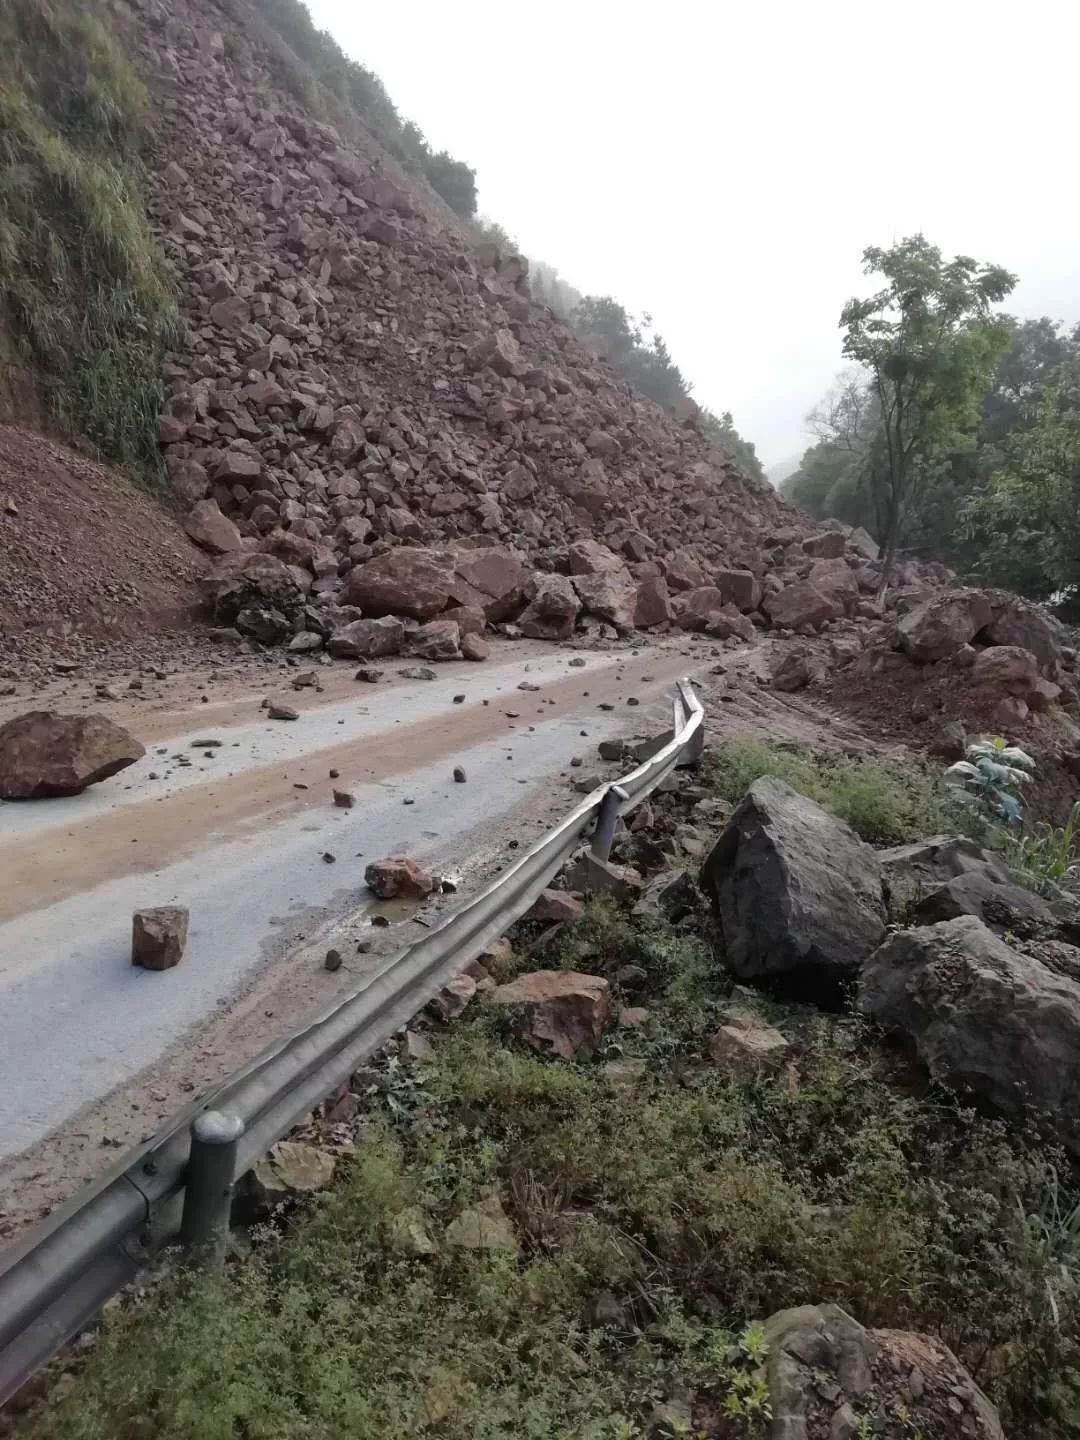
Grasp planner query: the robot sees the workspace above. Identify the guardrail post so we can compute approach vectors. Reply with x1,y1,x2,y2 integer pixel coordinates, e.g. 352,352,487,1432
180,1110,244,1269
591,784,628,861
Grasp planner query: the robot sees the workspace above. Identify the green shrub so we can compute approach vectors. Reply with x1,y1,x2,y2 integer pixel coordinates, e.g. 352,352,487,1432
705,737,976,846
0,0,176,474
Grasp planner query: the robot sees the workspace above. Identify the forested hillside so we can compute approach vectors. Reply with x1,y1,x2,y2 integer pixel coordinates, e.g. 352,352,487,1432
783,237,1080,611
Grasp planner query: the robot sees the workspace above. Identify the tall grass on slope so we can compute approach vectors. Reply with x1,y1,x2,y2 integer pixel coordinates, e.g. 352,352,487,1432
0,0,176,474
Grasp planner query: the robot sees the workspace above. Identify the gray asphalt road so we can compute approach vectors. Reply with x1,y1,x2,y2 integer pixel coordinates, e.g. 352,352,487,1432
0,644,692,1162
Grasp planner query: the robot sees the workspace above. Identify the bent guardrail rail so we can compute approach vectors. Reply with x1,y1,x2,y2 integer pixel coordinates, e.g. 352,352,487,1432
0,679,703,1404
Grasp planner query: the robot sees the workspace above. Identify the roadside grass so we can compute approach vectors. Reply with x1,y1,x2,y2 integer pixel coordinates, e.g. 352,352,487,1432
704,737,978,847
26,905,1080,1439
0,0,176,474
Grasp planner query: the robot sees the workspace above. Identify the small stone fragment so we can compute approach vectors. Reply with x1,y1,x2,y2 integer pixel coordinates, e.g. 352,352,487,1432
333,789,354,809
324,948,343,972
267,702,299,721
453,765,467,783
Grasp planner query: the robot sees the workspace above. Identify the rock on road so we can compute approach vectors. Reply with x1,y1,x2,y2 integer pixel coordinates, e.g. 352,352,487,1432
0,641,696,1233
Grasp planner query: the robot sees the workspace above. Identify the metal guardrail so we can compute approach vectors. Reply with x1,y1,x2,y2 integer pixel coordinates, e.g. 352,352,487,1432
0,680,703,1405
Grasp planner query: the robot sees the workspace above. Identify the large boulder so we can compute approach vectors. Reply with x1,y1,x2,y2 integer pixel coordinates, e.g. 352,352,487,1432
763,581,840,632
801,530,846,558
700,778,886,987
715,568,762,613
983,594,1064,671
663,549,708,592
184,499,243,554
407,619,461,661
343,548,454,621
633,575,674,628
518,572,580,640
572,569,636,630
807,558,858,614
466,329,523,376
880,833,1056,935
490,970,610,1059
0,711,145,798
896,589,992,663
764,1303,1003,1440
446,545,529,621
327,616,405,659
673,586,727,631
568,539,625,576
859,915,1080,1144
972,644,1040,696
202,552,306,627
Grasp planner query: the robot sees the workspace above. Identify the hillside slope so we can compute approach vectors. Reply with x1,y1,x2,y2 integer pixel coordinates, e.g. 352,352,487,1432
127,0,795,607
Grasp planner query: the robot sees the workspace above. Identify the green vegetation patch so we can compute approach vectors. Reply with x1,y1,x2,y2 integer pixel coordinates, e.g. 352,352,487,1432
0,0,176,473
704,737,977,847
29,904,1080,1438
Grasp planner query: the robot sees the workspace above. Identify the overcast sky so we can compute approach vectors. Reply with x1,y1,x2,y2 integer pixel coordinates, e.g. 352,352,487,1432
305,0,1080,469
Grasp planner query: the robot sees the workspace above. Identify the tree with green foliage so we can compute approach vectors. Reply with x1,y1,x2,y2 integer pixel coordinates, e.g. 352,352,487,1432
571,295,689,408
423,151,477,218
701,409,765,483
839,235,1015,585
569,295,762,477
962,359,1080,605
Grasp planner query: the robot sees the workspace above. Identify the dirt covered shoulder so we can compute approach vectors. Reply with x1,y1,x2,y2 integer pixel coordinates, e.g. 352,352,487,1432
0,425,203,655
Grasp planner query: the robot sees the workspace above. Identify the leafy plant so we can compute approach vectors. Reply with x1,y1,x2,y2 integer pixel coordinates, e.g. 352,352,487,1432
946,737,1036,823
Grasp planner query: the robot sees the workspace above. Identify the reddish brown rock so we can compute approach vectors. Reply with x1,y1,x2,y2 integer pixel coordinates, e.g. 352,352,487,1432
327,617,405,659
896,590,993,663
802,530,846,558
572,569,636,630
715,568,762,612
807,558,858,614
461,632,491,661
132,906,189,971
184,499,244,555
490,970,611,1058
466,329,523,376
447,546,528,621
972,645,1041,696
674,586,727,631
364,856,435,900
408,619,461,660
344,548,454,621
519,573,580,641
568,539,625,576
443,604,487,637
709,1017,789,1074
0,711,145,798
528,889,585,924
763,581,841,632
633,575,673,628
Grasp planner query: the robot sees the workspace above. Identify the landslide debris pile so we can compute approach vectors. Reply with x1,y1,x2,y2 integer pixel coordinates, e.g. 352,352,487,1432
119,0,1078,756
127,0,824,651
